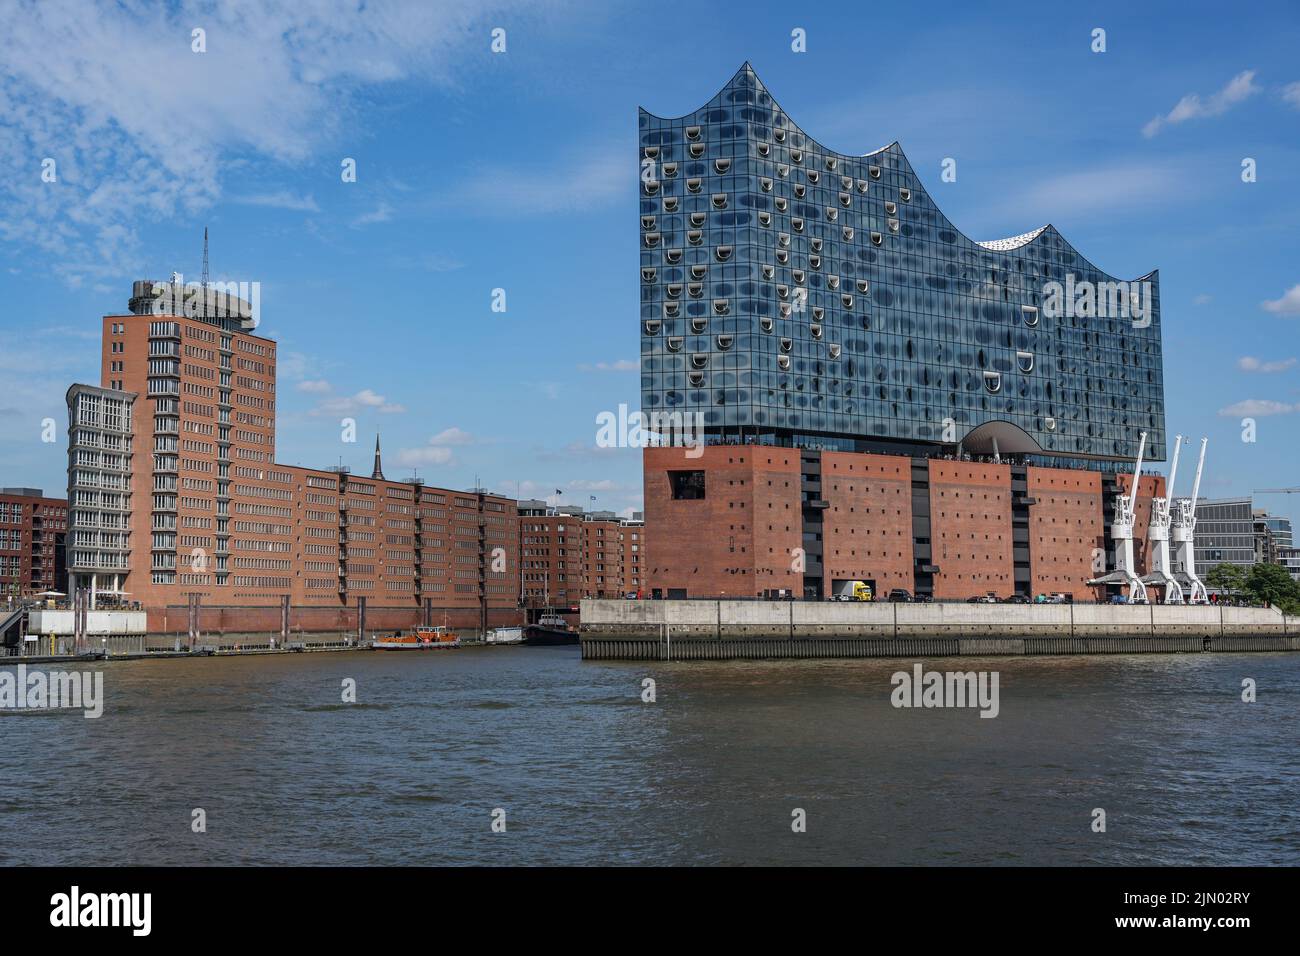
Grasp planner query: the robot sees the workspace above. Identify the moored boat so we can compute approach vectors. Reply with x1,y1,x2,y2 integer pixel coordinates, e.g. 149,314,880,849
372,626,460,650
524,613,579,646
485,626,524,644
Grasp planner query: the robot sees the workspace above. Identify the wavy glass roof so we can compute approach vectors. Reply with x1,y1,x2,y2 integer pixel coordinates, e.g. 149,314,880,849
637,63,1166,463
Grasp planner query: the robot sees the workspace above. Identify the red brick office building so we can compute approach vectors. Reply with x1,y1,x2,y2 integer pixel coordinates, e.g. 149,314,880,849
518,502,645,609
0,488,67,600
66,281,519,632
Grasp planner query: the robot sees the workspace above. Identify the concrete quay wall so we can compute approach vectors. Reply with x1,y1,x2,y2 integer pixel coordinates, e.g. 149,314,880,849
579,600,1300,660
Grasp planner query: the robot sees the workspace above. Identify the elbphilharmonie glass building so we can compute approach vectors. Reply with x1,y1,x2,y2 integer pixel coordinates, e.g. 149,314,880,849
639,64,1166,466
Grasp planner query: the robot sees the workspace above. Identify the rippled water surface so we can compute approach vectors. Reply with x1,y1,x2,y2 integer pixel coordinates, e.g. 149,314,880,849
2,648,1298,865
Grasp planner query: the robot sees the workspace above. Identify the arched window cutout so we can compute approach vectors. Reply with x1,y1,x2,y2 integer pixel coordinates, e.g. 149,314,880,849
983,371,1001,393
1017,351,1034,373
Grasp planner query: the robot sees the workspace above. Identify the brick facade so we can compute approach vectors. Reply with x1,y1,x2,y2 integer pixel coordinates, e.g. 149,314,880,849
0,490,67,599
645,446,1166,602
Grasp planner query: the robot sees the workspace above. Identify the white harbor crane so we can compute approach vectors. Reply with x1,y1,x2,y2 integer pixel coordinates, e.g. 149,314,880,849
1171,437,1210,604
1090,430,1149,602
1144,434,1184,603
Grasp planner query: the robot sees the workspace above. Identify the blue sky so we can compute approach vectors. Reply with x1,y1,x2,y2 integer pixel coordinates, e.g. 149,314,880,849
1,0,1298,525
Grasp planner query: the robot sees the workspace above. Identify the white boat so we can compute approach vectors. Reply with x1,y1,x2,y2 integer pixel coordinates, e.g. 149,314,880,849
485,626,523,644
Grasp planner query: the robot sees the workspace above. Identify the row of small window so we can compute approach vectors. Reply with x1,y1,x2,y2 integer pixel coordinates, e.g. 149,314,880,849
647,301,1042,328
644,139,895,181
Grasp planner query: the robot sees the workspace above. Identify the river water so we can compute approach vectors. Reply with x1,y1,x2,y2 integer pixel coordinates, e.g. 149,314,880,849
2,648,1297,865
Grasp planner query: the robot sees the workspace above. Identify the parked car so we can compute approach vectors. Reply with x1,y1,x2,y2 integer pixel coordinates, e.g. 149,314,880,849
887,589,913,602
1005,594,1029,604
967,594,998,604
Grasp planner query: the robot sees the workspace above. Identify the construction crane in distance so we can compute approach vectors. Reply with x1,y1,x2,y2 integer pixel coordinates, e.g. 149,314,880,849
1255,488,1300,494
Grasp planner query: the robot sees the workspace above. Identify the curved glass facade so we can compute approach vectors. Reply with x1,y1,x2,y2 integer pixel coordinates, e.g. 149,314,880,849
639,64,1166,463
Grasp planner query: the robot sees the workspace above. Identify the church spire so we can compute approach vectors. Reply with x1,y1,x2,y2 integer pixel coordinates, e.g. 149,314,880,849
371,433,385,480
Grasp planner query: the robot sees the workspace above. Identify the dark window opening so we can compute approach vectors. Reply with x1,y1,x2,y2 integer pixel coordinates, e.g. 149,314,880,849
669,470,706,500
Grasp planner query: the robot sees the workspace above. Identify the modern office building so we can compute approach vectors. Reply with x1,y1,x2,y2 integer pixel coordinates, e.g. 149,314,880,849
1189,497,1300,589
0,488,68,600
639,65,1168,600
65,385,136,603
1261,515,1293,552
518,501,645,607
65,280,520,627
639,64,1165,464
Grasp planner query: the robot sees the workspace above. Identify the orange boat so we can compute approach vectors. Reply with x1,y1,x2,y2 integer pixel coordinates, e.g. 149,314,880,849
372,626,460,650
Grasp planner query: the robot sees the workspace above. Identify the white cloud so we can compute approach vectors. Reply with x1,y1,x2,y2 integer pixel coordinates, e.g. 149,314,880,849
1237,356,1296,373
397,446,454,466
232,191,320,212
1193,293,1212,305
428,427,475,446
1283,82,1300,109
578,359,638,372
311,388,406,416
296,379,332,393
1143,70,1259,137
0,0,552,281
1261,284,1300,315
565,478,623,492
397,427,476,466
1218,399,1298,417
352,203,393,227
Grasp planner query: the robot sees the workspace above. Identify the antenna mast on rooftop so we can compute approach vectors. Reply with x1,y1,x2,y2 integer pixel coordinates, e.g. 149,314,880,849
200,227,210,319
